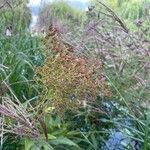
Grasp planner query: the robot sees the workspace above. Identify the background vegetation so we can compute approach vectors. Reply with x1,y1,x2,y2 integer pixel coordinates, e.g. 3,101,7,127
0,0,31,32
0,0,150,150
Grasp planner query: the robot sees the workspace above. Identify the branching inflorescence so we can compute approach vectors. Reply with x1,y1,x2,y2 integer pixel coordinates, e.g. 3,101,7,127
36,25,111,115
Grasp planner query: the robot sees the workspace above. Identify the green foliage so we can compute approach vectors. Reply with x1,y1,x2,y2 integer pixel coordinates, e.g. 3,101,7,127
91,0,150,29
0,0,31,31
0,0,150,149
102,105,150,149
38,0,85,29
19,115,83,150
0,28,43,101
24,138,54,150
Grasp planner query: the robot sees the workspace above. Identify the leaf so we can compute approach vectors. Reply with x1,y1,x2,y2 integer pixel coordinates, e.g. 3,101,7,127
49,136,78,147
24,138,35,150
38,141,54,150
91,133,98,149
143,111,150,150
25,138,54,150
48,134,57,140
67,131,80,136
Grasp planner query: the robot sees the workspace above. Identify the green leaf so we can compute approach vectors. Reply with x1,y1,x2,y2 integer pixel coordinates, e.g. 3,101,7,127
25,138,54,150
48,134,57,140
24,138,35,150
91,133,98,149
49,136,78,147
143,111,150,150
38,141,54,150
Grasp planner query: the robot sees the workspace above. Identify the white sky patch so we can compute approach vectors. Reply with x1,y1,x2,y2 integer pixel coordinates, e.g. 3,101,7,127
28,0,42,7
28,0,89,7
30,16,38,27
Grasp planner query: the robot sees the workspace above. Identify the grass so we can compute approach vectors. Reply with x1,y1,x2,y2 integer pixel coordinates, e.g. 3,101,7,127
0,0,150,149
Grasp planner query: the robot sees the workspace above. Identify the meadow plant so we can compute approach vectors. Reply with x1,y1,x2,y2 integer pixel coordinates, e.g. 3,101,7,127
36,25,111,115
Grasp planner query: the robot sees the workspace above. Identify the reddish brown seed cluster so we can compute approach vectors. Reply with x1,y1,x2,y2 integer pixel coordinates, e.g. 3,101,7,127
37,25,111,114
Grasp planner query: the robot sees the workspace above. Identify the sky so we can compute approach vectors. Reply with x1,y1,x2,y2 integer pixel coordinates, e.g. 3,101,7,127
28,0,89,7
28,0,42,7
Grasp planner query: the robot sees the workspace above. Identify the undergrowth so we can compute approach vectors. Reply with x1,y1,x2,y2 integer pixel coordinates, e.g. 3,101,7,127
0,0,150,150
